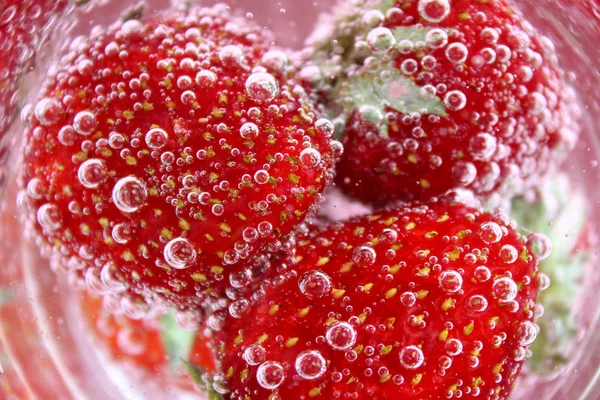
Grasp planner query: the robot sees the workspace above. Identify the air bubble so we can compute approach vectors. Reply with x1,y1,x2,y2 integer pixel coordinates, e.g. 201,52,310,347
145,128,168,150
256,361,285,390
399,346,424,369
254,170,270,184
315,118,335,137
112,223,132,244
243,344,266,366
195,70,217,89
446,43,468,64
418,0,450,23
164,238,197,270
352,245,376,267
326,322,357,350
527,233,552,261
37,203,61,231
444,90,467,111
219,45,244,67
100,262,127,293
73,111,96,135
295,350,327,380
499,245,518,264
112,177,147,213
261,50,290,72
466,295,488,313
77,159,107,189
493,277,518,303
445,339,463,356
438,270,463,293
299,148,322,169
425,28,448,49
515,321,538,346
367,27,396,53
34,98,62,126
478,222,503,244
299,270,332,299
245,72,280,102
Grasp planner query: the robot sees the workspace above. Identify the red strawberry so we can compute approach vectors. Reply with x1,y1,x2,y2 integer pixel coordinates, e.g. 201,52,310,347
79,291,216,393
0,0,68,139
305,0,579,205
18,4,336,312
210,200,543,399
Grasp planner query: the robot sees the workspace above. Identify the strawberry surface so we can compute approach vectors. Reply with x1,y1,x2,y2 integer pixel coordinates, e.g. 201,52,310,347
18,4,336,311
211,200,542,399
305,0,580,206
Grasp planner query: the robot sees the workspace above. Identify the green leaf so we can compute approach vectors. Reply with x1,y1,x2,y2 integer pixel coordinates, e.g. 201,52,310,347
337,67,446,137
160,311,196,371
513,175,589,375
183,360,223,400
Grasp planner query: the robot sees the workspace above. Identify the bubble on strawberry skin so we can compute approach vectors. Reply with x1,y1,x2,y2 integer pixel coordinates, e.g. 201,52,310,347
34,98,62,126
326,321,357,351
418,0,451,23
243,344,267,366
245,72,280,102
112,176,147,213
492,277,518,303
37,203,61,231
163,238,197,270
299,270,332,299
295,350,327,380
77,159,107,189
256,361,285,389
399,345,425,369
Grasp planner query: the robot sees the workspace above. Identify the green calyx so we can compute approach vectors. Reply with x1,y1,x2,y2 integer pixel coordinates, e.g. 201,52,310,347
184,360,223,400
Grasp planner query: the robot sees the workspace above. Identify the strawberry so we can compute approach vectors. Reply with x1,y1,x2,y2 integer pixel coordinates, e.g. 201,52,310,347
210,200,544,399
0,0,68,140
18,4,336,312
79,291,216,393
304,0,579,206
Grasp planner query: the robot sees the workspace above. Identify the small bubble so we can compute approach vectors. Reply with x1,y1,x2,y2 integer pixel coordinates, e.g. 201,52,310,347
100,262,127,293
195,70,217,89
35,98,62,126
438,270,463,293
164,238,197,270
399,346,424,369
229,298,250,318
499,245,518,264
256,361,285,390
77,159,107,189
254,170,270,185
446,43,469,64
400,291,417,306
537,272,550,291
243,344,266,366
314,118,335,138
295,350,327,380
219,45,244,67
37,203,61,231
58,125,76,146
112,177,147,213
299,270,332,299
299,148,322,169
466,295,488,312
445,339,463,356
474,266,491,282
240,122,259,140
245,72,280,102
527,233,552,261
73,111,96,135
515,321,538,346
470,133,497,161
493,277,518,303
425,28,448,48
367,27,396,53
418,0,450,23
261,50,290,73
120,19,144,39
112,223,132,244
478,222,503,244
326,322,357,350
444,90,467,111
352,245,376,267
145,127,168,149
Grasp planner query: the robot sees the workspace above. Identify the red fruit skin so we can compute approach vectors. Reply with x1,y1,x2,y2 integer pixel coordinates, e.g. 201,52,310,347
18,5,335,310
331,0,579,205
213,201,540,399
